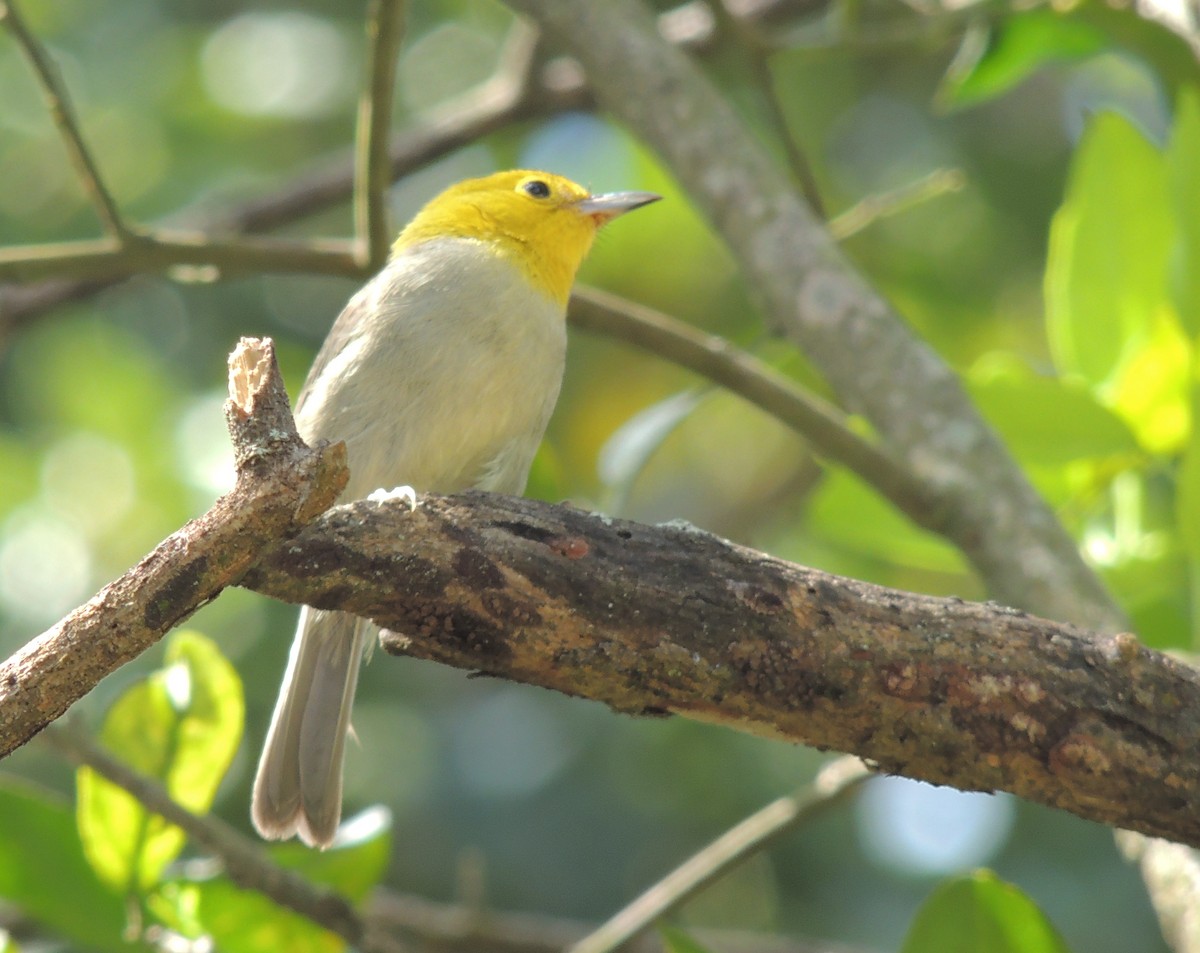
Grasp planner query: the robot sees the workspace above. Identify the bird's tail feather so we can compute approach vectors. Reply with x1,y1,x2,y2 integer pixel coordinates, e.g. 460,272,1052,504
251,607,367,848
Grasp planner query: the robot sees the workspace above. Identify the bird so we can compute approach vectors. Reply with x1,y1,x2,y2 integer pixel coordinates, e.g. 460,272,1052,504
251,169,660,848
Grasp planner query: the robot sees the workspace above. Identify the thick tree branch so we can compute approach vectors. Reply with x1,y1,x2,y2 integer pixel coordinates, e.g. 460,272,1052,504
1117,833,1200,953
0,338,347,758
503,0,1124,633
236,492,1200,848
0,336,1193,852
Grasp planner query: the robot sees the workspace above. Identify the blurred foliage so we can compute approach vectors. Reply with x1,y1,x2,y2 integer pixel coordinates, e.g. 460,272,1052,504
899,870,1071,953
78,632,243,894
0,0,1196,951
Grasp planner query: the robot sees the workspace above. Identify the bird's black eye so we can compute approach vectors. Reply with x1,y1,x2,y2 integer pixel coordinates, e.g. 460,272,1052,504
522,179,551,199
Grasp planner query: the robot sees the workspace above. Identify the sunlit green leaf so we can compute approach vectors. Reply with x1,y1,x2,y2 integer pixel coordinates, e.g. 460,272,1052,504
661,924,717,953
0,779,141,953
269,806,392,903
78,631,244,893
1045,110,1191,453
940,11,1107,110
1046,111,1173,388
1166,87,1200,336
192,879,344,953
187,808,392,953
805,470,967,574
1105,311,1191,454
146,879,205,943
901,870,1072,953
968,357,1141,466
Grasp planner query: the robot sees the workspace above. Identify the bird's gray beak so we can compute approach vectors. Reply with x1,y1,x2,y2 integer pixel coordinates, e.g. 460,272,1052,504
576,190,662,223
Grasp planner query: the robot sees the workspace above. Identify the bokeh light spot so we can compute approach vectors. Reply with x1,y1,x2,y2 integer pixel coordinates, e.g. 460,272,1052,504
41,431,135,537
449,689,578,798
856,776,1015,876
175,391,235,498
201,12,353,118
0,506,92,632
400,24,500,111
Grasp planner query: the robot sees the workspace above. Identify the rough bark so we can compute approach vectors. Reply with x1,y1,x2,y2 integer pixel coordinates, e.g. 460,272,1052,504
239,491,1200,847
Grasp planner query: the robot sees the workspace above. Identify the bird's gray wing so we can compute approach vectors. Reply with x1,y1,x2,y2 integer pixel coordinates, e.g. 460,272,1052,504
295,291,373,417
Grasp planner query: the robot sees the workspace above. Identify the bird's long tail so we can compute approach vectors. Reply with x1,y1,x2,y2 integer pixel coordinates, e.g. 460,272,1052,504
251,607,367,848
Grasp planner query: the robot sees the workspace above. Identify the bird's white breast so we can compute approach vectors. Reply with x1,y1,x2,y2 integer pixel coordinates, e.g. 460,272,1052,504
295,237,568,499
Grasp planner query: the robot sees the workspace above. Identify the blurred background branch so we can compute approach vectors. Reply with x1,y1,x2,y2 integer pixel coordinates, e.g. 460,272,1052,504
505,0,1123,632
41,721,402,953
569,759,870,953
354,0,407,268
0,0,129,242
43,723,879,953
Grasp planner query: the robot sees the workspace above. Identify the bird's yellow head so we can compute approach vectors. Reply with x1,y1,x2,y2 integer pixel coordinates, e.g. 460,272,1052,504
392,170,660,307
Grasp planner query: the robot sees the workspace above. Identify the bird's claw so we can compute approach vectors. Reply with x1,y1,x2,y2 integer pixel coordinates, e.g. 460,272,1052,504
368,485,419,511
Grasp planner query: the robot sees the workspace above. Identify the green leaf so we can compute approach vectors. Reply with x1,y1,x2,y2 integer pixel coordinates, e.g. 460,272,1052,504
661,924,717,953
78,630,244,893
968,357,1141,467
1175,389,1200,627
598,389,706,510
269,806,392,903
0,778,143,953
191,880,344,953
186,808,392,953
901,870,1072,953
940,11,1107,111
1167,87,1200,336
1071,0,1200,99
0,432,38,522
804,469,967,574
1045,111,1173,390
1104,310,1191,454
1045,110,1191,454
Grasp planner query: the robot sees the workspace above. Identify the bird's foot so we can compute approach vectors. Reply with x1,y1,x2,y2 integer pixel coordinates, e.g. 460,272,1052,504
368,485,419,511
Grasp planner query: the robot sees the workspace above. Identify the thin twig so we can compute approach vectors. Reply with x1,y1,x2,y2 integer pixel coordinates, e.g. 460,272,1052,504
371,888,881,953
568,286,944,534
709,2,826,218
568,759,870,953
354,0,407,269
42,724,874,953
0,20,556,336
830,167,967,240
223,19,549,239
0,0,131,241
40,723,402,953
0,233,362,283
